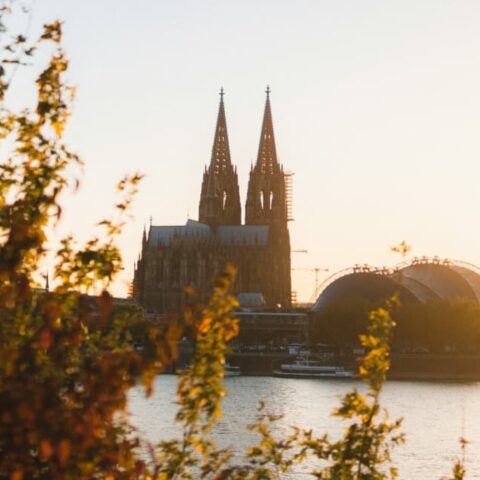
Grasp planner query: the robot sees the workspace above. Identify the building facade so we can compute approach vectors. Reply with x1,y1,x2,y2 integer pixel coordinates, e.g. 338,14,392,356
133,89,291,314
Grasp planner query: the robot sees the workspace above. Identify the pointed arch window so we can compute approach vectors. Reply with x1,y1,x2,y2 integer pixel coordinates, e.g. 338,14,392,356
222,190,227,210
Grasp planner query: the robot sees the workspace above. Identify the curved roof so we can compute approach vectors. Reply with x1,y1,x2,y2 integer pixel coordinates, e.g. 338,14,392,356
312,258,480,311
399,263,477,301
313,272,418,311
391,273,439,303
449,264,480,302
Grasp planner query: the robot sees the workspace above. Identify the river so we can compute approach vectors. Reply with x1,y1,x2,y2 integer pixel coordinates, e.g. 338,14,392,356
129,376,480,479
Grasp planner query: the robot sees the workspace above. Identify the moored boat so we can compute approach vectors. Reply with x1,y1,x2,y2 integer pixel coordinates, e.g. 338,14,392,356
224,363,241,377
273,356,353,379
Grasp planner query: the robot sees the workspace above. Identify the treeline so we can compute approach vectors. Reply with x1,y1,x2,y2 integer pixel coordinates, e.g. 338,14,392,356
312,297,480,353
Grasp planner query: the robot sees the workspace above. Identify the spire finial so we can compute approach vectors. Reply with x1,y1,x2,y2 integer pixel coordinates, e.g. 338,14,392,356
265,85,271,99
219,86,225,100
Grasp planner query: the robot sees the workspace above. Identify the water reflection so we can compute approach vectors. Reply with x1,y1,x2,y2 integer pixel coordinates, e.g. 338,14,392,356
129,376,480,479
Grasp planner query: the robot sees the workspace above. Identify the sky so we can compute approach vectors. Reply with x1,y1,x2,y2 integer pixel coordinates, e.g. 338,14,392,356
7,0,480,301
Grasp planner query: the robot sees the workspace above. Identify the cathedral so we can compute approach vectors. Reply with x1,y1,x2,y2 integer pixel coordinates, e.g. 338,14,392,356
133,88,292,314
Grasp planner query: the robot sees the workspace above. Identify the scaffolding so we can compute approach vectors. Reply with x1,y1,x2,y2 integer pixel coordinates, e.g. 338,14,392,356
290,290,298,304
284,171,294,222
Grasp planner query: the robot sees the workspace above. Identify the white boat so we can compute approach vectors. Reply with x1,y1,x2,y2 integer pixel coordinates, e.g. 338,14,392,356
273,356,353,379
224,363,241,377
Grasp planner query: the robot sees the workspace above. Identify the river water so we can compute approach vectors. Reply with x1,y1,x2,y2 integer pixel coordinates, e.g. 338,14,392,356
129,376,480,479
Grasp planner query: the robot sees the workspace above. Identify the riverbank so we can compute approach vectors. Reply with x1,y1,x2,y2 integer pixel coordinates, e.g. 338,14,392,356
225,352,480,381
388,353,480,381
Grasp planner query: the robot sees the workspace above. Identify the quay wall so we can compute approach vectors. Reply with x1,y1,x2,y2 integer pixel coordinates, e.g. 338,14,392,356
228,353,480,380
174,347,480,380
388,354,480,381
227,352,292,375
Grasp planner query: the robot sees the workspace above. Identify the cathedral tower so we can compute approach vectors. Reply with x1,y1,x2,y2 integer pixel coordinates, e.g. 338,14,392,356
246,86,288,227
245,87,291,307
135,87,292,315
199,89,241,226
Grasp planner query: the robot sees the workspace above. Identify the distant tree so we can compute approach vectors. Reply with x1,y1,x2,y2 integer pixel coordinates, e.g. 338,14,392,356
395,298,480,353
311,297,382,347
312,296,480,354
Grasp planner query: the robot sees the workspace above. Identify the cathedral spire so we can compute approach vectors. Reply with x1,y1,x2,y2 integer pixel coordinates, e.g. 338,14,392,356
199,89,241,226
256,85,279,175
245,87,287,226
210,87,232,174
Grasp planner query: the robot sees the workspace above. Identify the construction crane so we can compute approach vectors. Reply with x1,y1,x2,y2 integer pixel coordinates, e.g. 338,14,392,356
292,267,329,294
292,249,308,254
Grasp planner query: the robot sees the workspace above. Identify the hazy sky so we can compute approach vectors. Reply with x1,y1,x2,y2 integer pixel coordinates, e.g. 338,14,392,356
11,1,480,301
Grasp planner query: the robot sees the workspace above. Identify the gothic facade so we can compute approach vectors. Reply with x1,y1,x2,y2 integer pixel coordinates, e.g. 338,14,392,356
133,89,291,314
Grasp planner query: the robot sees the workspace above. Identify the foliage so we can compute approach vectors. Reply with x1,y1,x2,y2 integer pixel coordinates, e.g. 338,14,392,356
449,461,466,480
442,438,467,480
208,297,403,480
154,267,239,479
0,3,470,479
0,4,181,478
395,298,480,353
311,296,378,347
297,297,404,480
390,241,411,258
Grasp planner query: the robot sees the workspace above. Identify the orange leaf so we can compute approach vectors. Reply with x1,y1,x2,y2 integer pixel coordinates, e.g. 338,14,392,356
40,439,53,459
39,329,53,349
57,439,71,466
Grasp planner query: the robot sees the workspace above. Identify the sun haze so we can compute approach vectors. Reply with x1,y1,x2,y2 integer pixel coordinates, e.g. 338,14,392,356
15,0,480,301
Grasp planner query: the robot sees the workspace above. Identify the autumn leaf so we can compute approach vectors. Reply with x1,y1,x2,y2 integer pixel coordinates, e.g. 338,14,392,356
40,439,54,459
57,439,71,466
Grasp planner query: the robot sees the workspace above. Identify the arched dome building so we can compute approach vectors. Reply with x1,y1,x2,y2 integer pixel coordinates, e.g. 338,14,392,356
313,257,480,311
